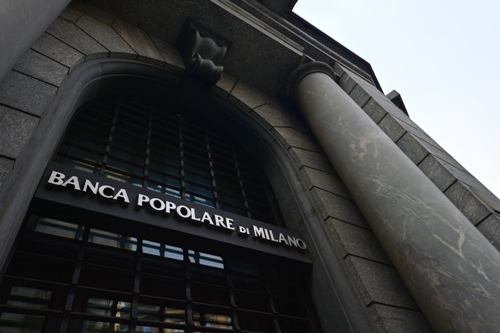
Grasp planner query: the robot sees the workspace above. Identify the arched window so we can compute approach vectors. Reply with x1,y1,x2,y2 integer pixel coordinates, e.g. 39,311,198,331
0,95,320,332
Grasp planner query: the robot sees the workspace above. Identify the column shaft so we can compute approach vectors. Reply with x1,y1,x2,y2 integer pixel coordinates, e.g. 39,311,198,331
293,64,500,332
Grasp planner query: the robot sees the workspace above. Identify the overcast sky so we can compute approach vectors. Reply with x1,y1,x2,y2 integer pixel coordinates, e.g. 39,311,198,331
294,1,500,198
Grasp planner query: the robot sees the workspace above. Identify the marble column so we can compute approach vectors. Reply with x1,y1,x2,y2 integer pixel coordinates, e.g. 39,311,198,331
0,0,72,80
289,62,500,332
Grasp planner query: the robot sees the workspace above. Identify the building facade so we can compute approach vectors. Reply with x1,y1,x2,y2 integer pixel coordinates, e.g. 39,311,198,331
1,1,500,332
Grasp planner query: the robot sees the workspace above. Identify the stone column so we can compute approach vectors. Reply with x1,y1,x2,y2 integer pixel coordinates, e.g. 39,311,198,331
289,62,500,332
0,0,72,80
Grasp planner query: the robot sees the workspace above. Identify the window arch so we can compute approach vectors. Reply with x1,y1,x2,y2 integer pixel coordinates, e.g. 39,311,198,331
0,90,321,332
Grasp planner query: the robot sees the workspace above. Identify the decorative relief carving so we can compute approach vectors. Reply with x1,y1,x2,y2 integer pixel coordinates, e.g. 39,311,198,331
178,20,230,85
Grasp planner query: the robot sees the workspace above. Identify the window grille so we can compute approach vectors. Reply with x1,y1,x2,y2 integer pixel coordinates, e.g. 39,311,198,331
0,215,319,333
55,99,278,224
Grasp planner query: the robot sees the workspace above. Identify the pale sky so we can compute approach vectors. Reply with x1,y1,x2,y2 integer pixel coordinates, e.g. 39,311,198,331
294,1,500,199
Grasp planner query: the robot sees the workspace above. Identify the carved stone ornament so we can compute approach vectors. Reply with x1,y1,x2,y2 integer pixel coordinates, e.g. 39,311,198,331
178,20,230,86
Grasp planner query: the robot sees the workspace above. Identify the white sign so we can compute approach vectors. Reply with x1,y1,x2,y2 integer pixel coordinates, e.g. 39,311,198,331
47,170,307,250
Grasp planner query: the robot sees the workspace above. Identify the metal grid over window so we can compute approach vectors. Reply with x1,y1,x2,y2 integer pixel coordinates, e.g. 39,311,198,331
0,216,318,333
56,99,278,224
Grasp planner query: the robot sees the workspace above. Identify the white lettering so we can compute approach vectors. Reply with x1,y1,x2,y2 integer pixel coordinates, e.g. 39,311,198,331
296,238,307,250
63,176,80,190
48,171,65,185
225,218,235,230
190,208,201,221
82,179,99,194
176,205,191,219
165,201,176,214
137,194,149,207
253,226,266,238
287,235,298,248
201,212,214,225
98,185,114,199
263,228,270,240
150,198,165,211
46,170,307,252
113,188,130,203
214,214,226,228
268,230,279,242
251,225,306,249
278,233,289,245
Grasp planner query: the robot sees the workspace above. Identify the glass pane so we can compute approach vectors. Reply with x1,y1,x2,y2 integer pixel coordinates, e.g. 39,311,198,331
165,245,184,261
278,317,310,333
147,173,181,198
274,297,306,316
86,298,131,318
137,302,186,325
142,240,161,256
234,290,270,312
79,265,134,291
105,158,143,179
107,148,144,165
136,326,185,333
64,147,102,165
0,313,45,333
193,310,232,329
61,158,97,173
142,242,183,261
7,286,52,309
184,194,214,208
137,303,160,321
82,321,129,333
188,251,223,269
89,229,137,251
35,217,83,240
191,283,229,306
228,260,261,276
238,311,273,332
104,169,139,185
140,275,185,300
218,203,247,217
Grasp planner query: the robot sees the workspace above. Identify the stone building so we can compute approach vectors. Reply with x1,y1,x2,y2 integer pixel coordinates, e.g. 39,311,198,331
1,1,500,332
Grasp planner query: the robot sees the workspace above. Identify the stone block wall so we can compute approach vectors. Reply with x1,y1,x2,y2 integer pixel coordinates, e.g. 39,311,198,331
0,1,184,188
